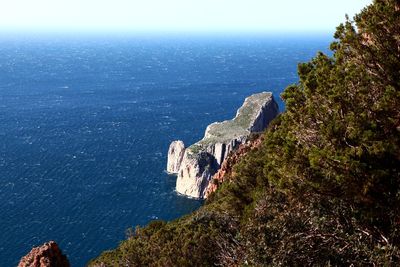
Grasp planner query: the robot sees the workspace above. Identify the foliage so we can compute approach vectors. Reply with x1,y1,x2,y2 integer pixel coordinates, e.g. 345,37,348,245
89,1,400,266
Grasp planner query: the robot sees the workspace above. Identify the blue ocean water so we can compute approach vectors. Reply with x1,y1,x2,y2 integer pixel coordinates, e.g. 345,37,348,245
0,34,330,266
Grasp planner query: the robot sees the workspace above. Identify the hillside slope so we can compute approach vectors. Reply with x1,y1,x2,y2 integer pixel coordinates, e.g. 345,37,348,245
89,0,400,265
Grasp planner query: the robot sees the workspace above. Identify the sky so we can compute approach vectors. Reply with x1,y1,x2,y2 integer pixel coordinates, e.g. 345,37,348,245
0,0,373,33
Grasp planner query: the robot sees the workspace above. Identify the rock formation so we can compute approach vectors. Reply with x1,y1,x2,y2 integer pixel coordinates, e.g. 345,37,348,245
167,92,279,199
176,150,219,197
167,140,185,173
18,241,70,267
204,135,264,198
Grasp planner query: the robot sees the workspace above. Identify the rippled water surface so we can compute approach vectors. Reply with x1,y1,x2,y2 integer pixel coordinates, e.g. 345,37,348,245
0,35,330,266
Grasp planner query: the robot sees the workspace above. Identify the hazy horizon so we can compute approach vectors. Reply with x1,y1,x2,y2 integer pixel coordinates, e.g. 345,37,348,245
1,0,372,34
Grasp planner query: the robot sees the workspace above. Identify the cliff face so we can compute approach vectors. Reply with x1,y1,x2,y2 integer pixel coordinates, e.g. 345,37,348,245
168,92,279,199
18,241,69,267
204,135,263,198
176,151,219,197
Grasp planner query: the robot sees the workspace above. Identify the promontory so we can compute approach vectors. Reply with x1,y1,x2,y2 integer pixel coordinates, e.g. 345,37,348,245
167,91,279,198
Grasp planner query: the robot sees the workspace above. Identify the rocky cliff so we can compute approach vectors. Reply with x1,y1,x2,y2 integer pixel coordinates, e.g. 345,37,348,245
18,241,69,267
168,92,279,199
204,134,264,198
167,140,185,173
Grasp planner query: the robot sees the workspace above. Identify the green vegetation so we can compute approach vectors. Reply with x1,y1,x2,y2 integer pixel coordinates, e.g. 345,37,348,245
187,143,203,155
200,92,273,144
89,1,400,266
186,92,274,155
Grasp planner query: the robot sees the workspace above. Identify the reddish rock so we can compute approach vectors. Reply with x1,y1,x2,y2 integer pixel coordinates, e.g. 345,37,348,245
18,241,70,267
204,135,263,198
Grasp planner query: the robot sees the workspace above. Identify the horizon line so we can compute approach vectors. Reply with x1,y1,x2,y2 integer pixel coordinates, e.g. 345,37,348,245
0,29,336,38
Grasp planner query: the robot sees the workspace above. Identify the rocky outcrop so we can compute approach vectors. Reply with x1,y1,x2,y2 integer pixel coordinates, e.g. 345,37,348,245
168,92,279,199
18,241,69,267
176,150,219,197
167,140,185,173
204,135,264,198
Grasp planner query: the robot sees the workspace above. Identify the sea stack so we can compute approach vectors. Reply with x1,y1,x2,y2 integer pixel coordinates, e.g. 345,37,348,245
167,140,185,173
167,92,279,199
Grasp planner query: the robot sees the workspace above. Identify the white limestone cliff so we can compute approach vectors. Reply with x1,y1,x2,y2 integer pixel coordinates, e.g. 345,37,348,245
168,92,279,199
176,151,219,198
167,140,185,174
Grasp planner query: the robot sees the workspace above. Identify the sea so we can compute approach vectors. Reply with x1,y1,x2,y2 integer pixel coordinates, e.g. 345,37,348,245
0,33,331,266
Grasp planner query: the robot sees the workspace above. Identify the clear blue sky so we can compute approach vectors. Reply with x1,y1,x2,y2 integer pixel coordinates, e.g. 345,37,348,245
0,0,372,33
